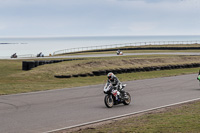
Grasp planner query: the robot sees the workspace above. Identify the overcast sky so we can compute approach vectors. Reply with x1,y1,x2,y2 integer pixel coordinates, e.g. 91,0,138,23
0,0,200,37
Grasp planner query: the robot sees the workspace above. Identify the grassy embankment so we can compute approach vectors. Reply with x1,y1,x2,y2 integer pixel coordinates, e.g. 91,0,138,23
1,54,200,95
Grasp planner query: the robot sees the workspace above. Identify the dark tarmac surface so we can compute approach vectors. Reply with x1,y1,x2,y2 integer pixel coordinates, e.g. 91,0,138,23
2,52,200,59
0,74,200,133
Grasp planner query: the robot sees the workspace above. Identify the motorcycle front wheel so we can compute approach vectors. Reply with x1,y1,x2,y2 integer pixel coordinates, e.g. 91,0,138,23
123,92,131,105
104,95,114,108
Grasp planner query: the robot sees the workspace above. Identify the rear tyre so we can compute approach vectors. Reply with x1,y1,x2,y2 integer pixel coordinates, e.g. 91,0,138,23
123,92,131,105
104,95,114,108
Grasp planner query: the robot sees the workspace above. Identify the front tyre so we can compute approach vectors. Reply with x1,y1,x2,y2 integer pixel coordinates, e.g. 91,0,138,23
104,95,114,108
123,92,131,105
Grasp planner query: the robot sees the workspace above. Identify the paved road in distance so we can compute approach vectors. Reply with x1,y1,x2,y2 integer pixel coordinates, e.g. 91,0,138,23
2,52,200,60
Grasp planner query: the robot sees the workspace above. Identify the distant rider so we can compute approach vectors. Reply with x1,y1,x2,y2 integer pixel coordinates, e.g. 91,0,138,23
107,72,127,98
11,53,17,58
37,52,44,57
117,49,121,55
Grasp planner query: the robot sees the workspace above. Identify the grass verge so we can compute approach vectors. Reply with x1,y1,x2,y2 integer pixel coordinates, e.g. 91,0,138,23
71,100,200,133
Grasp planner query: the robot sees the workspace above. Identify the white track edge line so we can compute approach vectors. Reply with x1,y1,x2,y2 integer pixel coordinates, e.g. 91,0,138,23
45,97,200,133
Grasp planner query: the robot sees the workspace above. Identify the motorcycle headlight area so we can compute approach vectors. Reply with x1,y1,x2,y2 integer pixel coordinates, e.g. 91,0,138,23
112,90,118,97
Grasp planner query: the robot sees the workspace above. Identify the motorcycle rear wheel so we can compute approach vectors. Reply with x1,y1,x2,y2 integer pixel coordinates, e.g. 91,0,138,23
104,95,114,108
123,92,131,105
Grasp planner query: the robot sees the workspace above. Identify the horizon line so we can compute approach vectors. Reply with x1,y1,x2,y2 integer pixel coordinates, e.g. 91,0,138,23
0,34,200,38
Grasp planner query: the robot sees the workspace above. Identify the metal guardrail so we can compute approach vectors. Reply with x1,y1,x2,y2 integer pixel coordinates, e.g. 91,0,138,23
53,40,200,55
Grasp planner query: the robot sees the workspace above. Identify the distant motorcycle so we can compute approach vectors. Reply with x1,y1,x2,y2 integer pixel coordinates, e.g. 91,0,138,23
11,53,17,58
37,52,44,57
117,50,123,55
103,83,131,108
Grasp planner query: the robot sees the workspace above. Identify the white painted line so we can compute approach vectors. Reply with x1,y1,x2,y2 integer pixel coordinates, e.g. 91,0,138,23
44,97,200,133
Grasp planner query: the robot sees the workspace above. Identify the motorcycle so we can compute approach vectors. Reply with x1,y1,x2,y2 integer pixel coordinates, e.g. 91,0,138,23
117,50,123,55
37,53,44,57
11,53,17,58
103,83,131,108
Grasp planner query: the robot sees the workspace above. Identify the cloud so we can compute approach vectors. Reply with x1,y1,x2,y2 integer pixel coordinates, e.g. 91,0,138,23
117,0,177,2
0,0,200,36
0,25,6,30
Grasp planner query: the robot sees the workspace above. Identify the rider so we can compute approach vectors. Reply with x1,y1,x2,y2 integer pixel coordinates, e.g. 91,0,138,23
11,53,17,58
117,49,121,55
197,70,200,81
107,72,127,98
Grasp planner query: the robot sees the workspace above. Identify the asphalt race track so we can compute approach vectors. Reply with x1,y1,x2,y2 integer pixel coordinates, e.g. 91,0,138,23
0,74,200,133
2,52,200,59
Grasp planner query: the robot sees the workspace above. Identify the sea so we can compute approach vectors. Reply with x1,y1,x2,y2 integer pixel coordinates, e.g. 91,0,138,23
0,35,200,57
